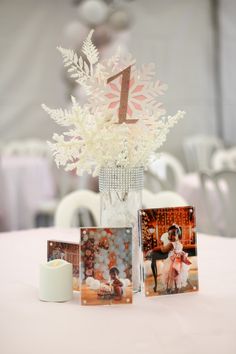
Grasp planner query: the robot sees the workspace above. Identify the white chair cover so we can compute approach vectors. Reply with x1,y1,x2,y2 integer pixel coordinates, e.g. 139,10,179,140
54,189,100,228
146,152,185,192
211,147,236,171
199,170,236,237
183,135,223,172
142,189,188,209
2,139,51,157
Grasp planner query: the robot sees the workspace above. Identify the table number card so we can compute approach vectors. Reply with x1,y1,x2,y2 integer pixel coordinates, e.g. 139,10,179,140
47,240,80,291
139,206,199,297
80,227,133,306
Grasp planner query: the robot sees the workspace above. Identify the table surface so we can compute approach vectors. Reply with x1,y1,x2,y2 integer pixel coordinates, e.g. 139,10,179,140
0,228,235,354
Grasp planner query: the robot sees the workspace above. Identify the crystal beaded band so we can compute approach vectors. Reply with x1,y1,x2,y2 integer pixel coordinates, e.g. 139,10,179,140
99,167,144,192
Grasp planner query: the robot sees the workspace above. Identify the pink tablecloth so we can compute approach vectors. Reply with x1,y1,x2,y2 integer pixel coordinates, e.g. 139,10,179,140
0,228,235,354
0,156,56,231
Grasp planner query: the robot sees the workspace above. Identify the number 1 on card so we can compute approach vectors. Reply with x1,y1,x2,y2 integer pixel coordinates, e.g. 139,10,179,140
107,66,138,124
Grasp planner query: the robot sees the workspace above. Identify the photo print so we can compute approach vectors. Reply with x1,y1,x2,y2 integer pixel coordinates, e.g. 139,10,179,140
80,227,133,306
139,206,198,297
47,240,80,291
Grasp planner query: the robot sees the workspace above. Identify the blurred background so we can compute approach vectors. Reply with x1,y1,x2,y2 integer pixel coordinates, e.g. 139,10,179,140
0,0,236,237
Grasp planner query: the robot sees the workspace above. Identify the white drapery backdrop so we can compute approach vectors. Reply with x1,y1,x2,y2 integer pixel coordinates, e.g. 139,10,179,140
219,0,236,145
0,0,235,156
0,0,73,141
129,0,217,159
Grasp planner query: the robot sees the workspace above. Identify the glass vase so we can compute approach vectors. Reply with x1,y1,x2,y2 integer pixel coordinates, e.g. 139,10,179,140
99,166,144,292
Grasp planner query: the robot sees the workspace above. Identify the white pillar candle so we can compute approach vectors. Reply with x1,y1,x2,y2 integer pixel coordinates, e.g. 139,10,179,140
39,259,73,302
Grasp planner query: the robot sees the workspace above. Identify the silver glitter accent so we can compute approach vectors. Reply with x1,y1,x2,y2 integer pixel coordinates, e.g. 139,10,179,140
99,167,144,192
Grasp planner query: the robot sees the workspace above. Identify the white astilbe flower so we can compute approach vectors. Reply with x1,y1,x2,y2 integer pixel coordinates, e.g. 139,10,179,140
42,30,186,176
43,97,184,176
82,29,99,70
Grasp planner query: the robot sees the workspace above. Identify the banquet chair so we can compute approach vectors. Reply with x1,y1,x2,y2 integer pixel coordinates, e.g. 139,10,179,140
211,147,236,171
2,139,51,157
183,135,223,172
55,188,188,228
146,152,185,191
142,189,188,209
54,189,100,228
200,170,236,237
144,170,167,193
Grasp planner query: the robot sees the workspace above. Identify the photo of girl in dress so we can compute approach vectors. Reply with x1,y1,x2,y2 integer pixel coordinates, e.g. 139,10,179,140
161,224,192,294
80,227,133,305
139,206,198,297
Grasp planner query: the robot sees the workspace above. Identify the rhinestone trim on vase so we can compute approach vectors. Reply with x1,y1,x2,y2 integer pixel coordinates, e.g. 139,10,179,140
99,167,144,192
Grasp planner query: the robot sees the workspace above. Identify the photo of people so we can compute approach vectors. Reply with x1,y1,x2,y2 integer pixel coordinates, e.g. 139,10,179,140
139,206,198,296
80,227,133,305
47,240,80,291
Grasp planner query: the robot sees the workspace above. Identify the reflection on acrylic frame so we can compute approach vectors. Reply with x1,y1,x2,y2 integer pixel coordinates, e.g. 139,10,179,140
47,240,80,291
139,206,199,297
80,227,133,306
